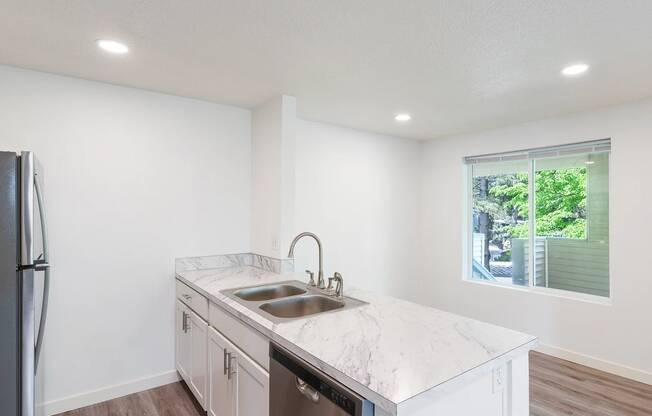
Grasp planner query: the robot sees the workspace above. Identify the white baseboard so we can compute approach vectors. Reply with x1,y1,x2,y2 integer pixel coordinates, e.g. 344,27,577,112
37,370,181,416
537,343,652,386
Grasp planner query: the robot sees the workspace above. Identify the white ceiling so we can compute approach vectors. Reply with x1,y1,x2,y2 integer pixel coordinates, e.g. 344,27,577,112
1,1,652,140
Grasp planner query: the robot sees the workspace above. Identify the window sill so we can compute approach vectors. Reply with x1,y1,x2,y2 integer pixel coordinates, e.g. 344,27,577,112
462,277,613,306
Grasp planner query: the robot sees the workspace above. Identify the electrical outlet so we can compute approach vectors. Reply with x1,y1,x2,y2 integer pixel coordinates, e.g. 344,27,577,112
271,235,280,251
492,365,506,393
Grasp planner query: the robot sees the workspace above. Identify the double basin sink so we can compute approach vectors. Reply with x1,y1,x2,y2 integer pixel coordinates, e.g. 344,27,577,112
221,281,365,323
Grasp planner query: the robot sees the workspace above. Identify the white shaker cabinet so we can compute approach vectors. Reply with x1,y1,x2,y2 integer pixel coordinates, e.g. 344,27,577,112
208,327,235,416
175,300,191,381
188,308,208,408
234,343,269,416
175,299,208,410
208,326,269,416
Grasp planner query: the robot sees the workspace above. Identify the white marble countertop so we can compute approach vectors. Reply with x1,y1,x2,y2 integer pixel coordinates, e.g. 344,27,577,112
176,264,537,415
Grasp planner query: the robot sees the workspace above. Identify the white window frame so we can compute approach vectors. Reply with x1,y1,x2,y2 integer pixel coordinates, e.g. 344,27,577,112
461,140,613,305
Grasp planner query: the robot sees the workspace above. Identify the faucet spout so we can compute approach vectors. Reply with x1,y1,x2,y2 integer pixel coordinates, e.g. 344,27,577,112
288,232,324,288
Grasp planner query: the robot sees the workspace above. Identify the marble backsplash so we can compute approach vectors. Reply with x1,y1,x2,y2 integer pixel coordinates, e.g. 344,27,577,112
175,252,294,274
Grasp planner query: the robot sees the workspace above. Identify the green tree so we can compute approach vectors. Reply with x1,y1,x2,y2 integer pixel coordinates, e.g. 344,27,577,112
533,168,586,238
474,167,587,244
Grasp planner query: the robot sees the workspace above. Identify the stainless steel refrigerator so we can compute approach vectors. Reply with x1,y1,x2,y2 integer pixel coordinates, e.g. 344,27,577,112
1,151,50,416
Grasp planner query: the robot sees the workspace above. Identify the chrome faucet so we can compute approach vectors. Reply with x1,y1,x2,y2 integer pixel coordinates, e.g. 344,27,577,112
288,232,325,289
327,272,344,299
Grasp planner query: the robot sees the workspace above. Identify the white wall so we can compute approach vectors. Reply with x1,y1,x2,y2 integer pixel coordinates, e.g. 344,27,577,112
0,65,252,411
293,120,422,300
420,97,652,381
250,96,296,258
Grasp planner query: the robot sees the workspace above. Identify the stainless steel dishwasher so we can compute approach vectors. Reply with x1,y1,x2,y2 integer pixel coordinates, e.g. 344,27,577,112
270,343,374,416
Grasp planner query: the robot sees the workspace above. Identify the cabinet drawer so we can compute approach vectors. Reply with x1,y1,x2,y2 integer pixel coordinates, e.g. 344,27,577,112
176,280,209,321
210,302,269,371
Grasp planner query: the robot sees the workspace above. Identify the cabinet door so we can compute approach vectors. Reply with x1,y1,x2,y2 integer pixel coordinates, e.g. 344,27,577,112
175,300,191,382
188,309,208,410
208,327,236,416
234,346,269,416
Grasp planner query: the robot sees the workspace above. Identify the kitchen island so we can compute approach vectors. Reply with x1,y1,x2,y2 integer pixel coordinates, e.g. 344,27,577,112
174,253,537,416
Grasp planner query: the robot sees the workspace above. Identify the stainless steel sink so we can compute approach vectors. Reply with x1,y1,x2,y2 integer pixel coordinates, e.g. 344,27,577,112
233,284,306,301
221,280,366,323
259,295,344,318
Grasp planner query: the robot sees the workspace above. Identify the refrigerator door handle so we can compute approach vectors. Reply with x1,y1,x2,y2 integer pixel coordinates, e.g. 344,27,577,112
33,170,50,372
20,151,34,266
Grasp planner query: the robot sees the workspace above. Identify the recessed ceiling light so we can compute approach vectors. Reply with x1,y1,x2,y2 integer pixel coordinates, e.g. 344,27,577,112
562,63,589,77
395,113,411,122
96,39,129,54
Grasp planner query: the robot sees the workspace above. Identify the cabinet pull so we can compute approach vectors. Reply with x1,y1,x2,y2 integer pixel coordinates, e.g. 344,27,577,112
182,294,192,300
182,311,190,333
227,353,237,380
223,349,228,375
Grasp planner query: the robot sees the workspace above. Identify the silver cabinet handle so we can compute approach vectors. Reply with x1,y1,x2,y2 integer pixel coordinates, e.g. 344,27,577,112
295,377,319,403
227,353,237,379
182,311,190,333
223,349,228,375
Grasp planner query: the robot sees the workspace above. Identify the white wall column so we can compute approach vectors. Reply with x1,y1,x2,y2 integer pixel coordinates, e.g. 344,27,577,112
250,95,296,258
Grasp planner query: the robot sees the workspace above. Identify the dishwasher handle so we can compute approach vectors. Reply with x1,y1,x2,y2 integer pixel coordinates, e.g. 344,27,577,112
296,377,320,403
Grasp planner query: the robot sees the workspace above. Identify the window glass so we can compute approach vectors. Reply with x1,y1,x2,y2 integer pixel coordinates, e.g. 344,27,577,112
533,153,610,296
471,160,529,286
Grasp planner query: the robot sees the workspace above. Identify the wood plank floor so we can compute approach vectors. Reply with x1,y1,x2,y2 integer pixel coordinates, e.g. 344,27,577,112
57,382,204,416
58,352,652,416
530,351,652,416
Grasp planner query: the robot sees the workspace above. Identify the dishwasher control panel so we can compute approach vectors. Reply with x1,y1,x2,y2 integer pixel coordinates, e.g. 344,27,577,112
320,382,355,414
